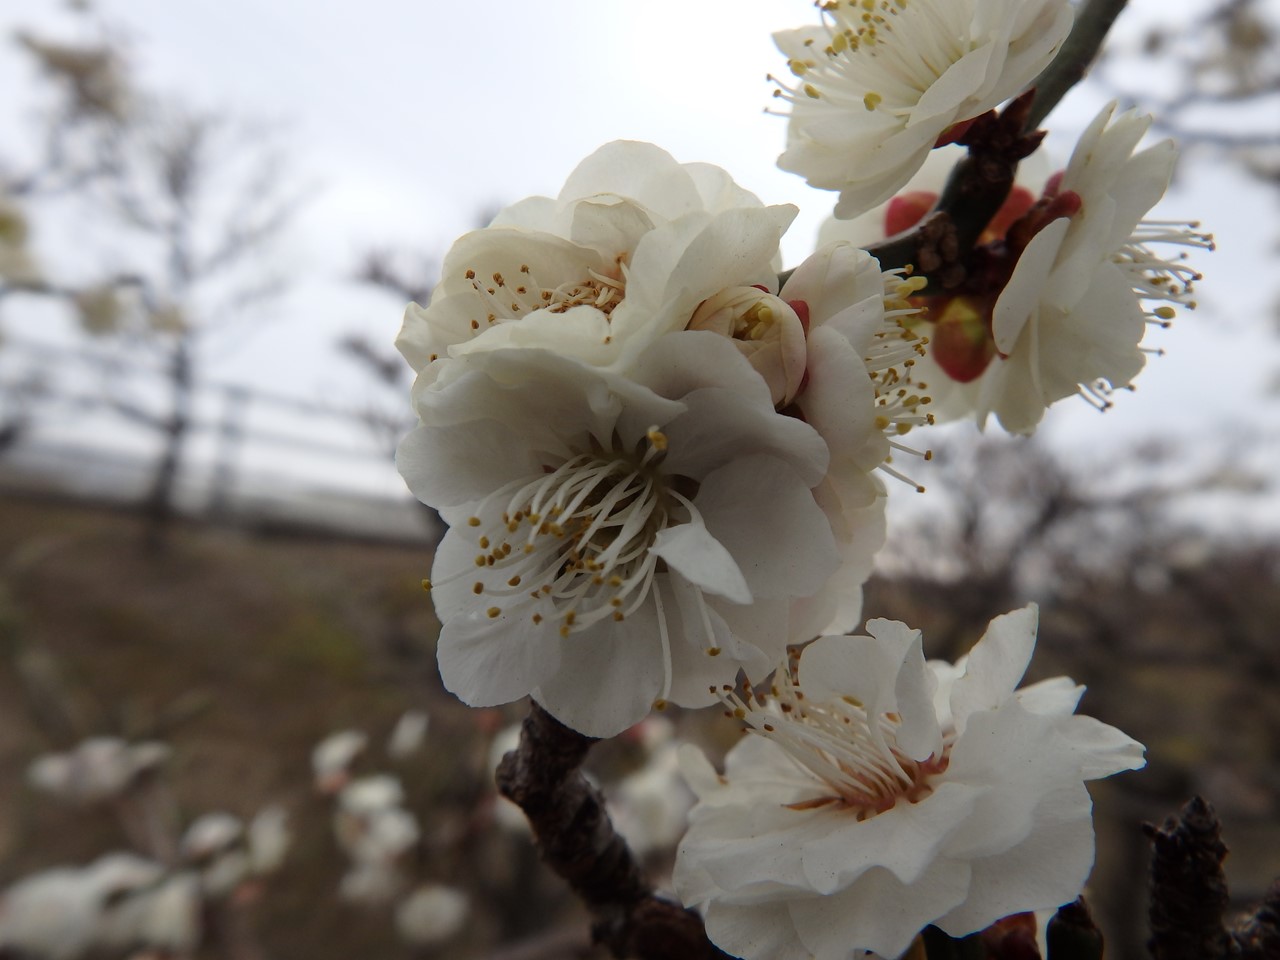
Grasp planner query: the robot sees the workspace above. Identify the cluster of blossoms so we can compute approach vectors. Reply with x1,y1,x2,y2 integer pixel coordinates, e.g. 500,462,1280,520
398,140,929,739
392,1,1213,956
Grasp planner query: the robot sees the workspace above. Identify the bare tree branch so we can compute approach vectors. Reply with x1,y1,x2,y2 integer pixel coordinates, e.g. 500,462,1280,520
495,703,734,960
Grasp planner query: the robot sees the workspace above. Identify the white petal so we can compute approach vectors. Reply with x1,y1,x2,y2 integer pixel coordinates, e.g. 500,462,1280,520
650,523,752,605
949,604,1039,730
694,455,840,600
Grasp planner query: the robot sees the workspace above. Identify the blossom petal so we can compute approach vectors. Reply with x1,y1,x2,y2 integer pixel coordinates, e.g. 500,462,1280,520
694,456,840,600
949,604,1038,730
651,523,752,605
936,783,1095,936
789,858,973,960
531,602,664,738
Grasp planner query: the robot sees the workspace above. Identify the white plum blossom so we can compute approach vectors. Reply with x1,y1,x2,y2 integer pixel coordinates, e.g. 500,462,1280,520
772,0,1073,217
28,737,170,805
399,331,846,738
387,710,430,759
311,729,367,793
396,140,795,372
394,884,471,947
970,102,1212,434
674,606,1145,960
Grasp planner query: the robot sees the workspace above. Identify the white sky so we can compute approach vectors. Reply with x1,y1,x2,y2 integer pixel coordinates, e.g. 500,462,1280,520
1,0,1277,525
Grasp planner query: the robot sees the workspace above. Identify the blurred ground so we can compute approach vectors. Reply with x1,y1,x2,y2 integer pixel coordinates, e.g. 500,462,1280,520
0,491,1276,960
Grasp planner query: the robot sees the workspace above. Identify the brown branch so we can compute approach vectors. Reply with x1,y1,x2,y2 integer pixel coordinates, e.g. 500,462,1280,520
859,0,1131,288
865,92,1043,293
1144,796,1233,960
1023,0,1131,131
1230,879,1280,960
494,702,734,960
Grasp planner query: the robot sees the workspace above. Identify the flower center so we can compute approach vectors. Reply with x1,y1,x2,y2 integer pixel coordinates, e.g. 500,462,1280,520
771,0,968,117
717,665,950,820
459,256,629,339
459,429,681,638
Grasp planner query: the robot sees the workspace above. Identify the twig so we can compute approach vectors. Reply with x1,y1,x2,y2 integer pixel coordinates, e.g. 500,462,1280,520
495,702,734,960
1144,796,1233,960
1024,0,1131,131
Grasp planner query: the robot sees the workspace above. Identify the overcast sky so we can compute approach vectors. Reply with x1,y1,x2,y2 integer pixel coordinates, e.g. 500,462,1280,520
1,0,1277,521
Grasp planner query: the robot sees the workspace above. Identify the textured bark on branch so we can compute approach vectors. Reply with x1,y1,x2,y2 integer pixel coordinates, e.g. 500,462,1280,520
495,702,734,960
862,0,1131,290
1145,795,1280,960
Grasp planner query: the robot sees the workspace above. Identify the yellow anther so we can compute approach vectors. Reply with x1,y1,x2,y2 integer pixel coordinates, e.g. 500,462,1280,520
804,83,821,99
508,575,522,587
473,582,484,595
1154,306,1177,320
487,607,501,619
654,699,669,711
647,428,668,451
863,91,882,111
707,647,722,657
420,578,432,592
468,516,481,527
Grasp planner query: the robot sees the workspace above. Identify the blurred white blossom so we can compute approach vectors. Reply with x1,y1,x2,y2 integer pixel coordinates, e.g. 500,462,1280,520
311,729,368,793
387,709,430,759
394,884,470,947
28,737,170,805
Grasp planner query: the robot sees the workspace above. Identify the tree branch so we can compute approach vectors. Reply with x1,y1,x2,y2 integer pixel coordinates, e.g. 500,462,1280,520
1024,0,1131,131
1144,796,1233,960
495,702,734,960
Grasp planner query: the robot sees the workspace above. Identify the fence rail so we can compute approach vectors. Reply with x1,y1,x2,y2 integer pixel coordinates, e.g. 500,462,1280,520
0,334,437,543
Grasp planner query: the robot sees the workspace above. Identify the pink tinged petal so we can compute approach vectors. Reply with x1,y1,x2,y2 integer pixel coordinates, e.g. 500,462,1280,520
992,218,1069,355
789,859,973,960
531,601,664,738
799,781,981,893
703,902,811,960
436,607,560,709
936,783,1096,937
650,523,752,605
694,455,840,600
662,388,830,486
397,422,539,509
949,605,1039,728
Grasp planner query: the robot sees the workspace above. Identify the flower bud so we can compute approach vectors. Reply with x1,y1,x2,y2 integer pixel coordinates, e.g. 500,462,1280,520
688,286,807,406
930,295,995,383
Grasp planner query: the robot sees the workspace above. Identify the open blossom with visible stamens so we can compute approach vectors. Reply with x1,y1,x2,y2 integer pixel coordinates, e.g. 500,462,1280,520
674,606,1145,960
967,102,1213,434
398,331,850,738
772,0,1073,218
396,140,795,372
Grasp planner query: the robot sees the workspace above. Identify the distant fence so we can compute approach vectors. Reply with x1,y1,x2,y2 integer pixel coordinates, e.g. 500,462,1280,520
0,335,438,543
